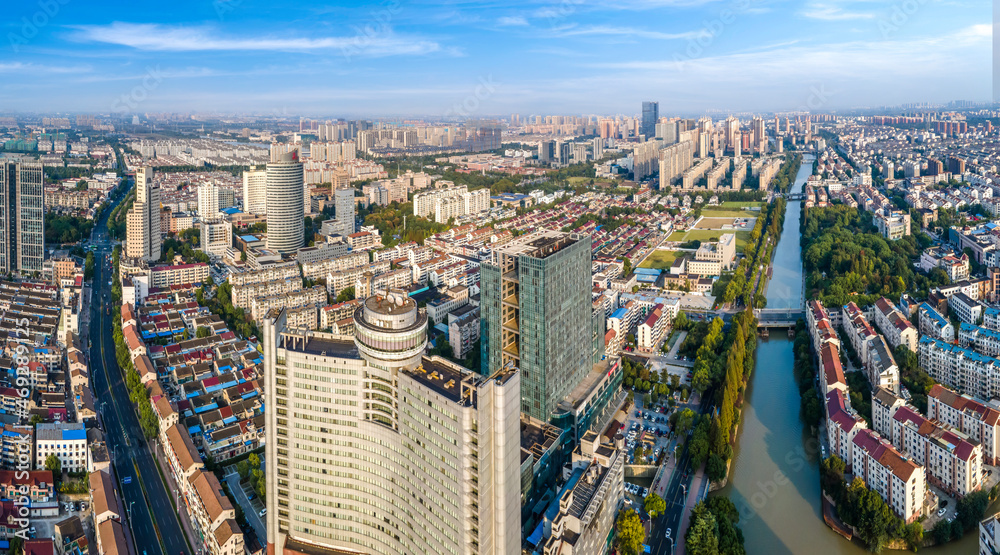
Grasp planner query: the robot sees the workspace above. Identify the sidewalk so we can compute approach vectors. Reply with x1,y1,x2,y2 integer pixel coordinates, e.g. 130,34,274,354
676,462,708,555
151,439,201,553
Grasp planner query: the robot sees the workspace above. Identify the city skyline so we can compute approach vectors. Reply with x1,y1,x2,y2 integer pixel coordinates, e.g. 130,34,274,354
0,0,991,115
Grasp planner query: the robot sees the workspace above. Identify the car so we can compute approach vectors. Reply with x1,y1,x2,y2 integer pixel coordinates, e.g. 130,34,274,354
937,508,947,517
248,493,255,500
259,508,267,517
643,488,649,497
665,528,672,538
625,498,633,506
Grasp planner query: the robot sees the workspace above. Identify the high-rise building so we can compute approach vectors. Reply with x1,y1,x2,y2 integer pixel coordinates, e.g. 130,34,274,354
197,182,220,219
641,101,659,139
200,219,231,257
265,152,305,254
243,166,267,215
481,231,595,420
592,137,604,160
264,293,521,555
538,140,555,164
0,161,44,275
126,166,161,262
330,186,355,238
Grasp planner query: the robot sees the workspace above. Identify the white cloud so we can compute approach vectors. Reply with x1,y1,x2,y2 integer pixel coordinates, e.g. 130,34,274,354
497,16,529,26
0,62,90,74
546,24,704,40
70,22,443,57
800,2,875,21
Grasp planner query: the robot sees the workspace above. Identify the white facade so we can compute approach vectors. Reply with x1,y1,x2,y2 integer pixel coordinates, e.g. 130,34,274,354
265,153,305,253
242,166,267,215
264,296,521,555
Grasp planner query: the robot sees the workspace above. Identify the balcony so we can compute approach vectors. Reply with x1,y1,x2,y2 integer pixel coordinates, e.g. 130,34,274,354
502,318,518,333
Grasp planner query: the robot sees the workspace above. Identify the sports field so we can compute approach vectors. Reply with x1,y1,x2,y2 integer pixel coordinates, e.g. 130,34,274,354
638,249,679,269
668,229,750,248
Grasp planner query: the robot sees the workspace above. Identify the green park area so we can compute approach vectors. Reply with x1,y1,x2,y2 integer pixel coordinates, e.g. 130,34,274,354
638,249,680,269
668,229,751,248
700,202,766,218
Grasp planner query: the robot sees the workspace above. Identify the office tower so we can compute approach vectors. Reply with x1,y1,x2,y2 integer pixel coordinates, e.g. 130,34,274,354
264,294,521,555
481,231,593,420
200,219,231,257
126,166,161,262
557,141,571,165
592,137,604,160
538,140,555,163
330,186,355,237
641,101,659,139
0,162,44,275
265,152,304,254
197,182,221,219
242,166,267,215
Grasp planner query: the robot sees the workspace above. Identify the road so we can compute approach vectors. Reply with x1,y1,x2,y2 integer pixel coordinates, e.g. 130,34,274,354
89,177,192,555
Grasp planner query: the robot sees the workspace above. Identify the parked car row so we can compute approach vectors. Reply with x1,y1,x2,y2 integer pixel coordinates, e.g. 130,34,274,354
626,482,649,498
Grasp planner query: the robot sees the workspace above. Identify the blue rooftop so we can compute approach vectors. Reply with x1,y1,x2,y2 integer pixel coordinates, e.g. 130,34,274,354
62,429,87,441
611,307,628,320
221,206,242,215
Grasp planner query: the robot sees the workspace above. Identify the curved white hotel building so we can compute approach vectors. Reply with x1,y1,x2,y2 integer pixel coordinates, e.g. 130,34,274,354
264,291,521,555
266,152,305,253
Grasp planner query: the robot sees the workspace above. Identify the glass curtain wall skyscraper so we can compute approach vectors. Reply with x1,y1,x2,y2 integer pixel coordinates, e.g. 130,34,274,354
0,162,44,275
641,101,659,140
480,230,595,421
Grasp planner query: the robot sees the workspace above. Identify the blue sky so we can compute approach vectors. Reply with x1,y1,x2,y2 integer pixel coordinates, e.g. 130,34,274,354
0,0,991,117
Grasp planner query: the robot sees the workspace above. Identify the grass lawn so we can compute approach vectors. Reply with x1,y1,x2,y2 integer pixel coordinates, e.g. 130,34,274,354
668,229,751,248
719,201,764,209
638,249,679,269
567,176,592,184
699,209,759,218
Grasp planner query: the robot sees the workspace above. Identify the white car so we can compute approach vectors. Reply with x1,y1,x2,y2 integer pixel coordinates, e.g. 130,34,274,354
259,508,267,517
937,508,947,517
665,528,672,538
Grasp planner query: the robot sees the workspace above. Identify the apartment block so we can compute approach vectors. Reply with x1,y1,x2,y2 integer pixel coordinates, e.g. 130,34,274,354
872,387,906,438
826,389,868,471
250,285,326,321
919,302,955,342
928,384,1000,465
852,429,926,523
872,297,918,352
539,450,625,555
866,334,900,395
892,406,982,498
919,336,1000,401
300,250,369,281
355,267,413,297
232,277,301,311
187,469,244,555
228,260,300,287
637,303,670,352
960,323,1000,358
149,263,210,288
35,422,87,473
950,292,984,325
325,260,391,296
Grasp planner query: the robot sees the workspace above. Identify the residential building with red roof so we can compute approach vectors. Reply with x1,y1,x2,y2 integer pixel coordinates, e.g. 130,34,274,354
825,389,868,471
928,384,1000,465
891,406,982,498
852,429,926,523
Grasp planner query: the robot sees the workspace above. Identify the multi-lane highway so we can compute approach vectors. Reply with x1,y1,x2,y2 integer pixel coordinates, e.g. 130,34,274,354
89,179,192,555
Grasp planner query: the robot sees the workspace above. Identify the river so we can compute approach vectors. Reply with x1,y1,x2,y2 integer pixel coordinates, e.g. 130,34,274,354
714,155,982,554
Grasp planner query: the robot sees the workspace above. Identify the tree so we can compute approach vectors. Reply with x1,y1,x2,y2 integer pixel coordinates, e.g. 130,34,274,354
236,460,250,481
336,287,356,303
675,408,695,436
196,326,212,338
614,509,645,555
643,492,666,518
29,414,43,426
902,521,923,552
45,454,61,476
932,520,952,545
249,453,261,469
685,505,719,555
706,454,727,482
956,489,991,533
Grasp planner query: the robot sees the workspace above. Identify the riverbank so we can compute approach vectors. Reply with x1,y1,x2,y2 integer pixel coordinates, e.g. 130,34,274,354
714,154,993,554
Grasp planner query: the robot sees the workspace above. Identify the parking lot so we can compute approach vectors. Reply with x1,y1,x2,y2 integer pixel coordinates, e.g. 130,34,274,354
223,466,266,544
622,400,677,465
